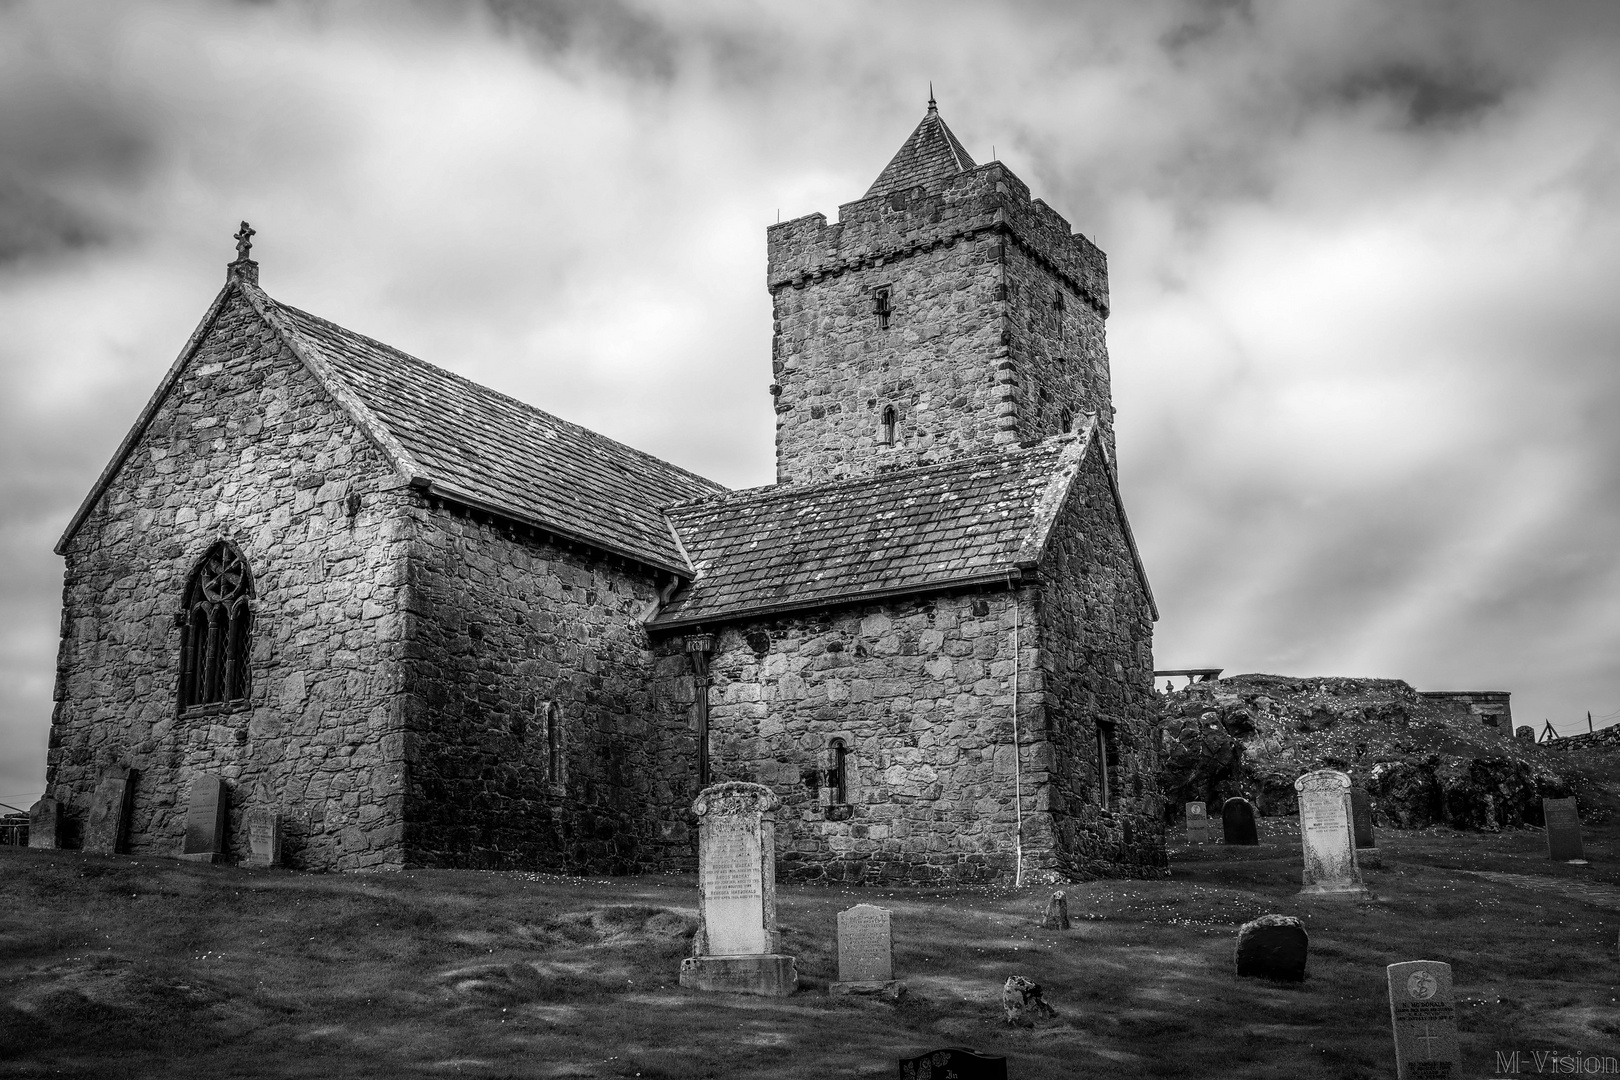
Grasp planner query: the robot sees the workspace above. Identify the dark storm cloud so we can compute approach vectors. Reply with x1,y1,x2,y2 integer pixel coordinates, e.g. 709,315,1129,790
1,0,1619,800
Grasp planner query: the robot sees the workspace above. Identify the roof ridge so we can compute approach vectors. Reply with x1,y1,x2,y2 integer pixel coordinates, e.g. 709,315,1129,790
664,438,1077,513
271,298,726,494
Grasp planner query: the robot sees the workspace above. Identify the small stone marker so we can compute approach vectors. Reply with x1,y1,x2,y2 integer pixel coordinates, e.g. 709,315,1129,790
1234,914,1308,981
27,796,61,850
1387,960,1459,1079
1295,770,1369,898
245,805,281,868
1350,786,1381,868
1515,725,1536,744
1002,974,1057,1027
831,903,903,998
1041,890,1070,930
1222,797,1258,845
1185,801,1210,844
1543,797,1585,862
82,766,135,855
678,782,797,997
898,1047,1008,1080
181,775,229,863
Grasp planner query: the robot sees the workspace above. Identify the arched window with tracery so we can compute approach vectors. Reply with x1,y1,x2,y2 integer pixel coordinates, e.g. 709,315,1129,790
178,541,253,713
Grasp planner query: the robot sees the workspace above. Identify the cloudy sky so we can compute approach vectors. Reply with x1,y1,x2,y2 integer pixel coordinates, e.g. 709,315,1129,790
3,0,1619,806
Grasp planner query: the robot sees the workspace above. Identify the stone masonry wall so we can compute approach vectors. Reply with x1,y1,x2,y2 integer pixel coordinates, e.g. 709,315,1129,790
767,162,1113,484
1036,445,1165,878
654,590,1046,885
400,502,696,873
49,287,413,870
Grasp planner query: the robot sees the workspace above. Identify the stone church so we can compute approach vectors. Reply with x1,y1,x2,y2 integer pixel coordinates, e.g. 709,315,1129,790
45,102,1165,883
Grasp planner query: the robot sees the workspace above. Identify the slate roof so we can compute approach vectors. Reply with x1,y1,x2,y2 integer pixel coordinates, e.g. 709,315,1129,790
650,436,1090,628
864,102,978,199
264,297,724,574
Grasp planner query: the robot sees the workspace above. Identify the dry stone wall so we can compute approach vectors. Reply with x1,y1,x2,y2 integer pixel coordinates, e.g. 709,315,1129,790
49,289,412,870
1034,447,1165,878
768,162,1113,485
400,504,697,873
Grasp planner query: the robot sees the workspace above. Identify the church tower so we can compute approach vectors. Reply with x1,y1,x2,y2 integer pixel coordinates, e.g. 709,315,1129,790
767,98,1115,485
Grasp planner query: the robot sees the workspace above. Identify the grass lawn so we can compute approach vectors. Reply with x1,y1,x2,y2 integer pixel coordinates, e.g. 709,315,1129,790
2,819,1618,1078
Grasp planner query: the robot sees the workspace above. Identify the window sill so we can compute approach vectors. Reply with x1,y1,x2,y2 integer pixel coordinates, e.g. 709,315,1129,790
824,805,855,822
180,701,249,719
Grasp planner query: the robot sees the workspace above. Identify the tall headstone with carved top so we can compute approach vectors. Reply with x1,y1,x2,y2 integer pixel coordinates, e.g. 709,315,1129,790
678,782,798,996
1294,770,1369,898
1543,797,1585,862
1185,801,1210,844
1387,960,1459,1078
27,796,61,850
181,775,229,863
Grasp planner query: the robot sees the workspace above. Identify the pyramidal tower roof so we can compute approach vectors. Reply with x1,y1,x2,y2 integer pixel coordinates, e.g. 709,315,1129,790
863,93,978,199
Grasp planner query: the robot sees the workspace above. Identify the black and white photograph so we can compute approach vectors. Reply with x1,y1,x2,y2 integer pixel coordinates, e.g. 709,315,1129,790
2,2,1619,1076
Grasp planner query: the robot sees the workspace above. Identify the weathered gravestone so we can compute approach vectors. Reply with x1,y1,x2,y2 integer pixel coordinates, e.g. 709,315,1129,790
1042,890,1070,930
246,806,281,868
1185,801,1210,844
1222,797,1258,845
1295,770,1369,898
181,775,229,863
678,782,797,996
897,1047,1007,1080
1002,975,1057,1027
27,796,61,850
1543,797,1585,862
1235,914,1308,981
1515,725,1536,744
1387,960,1459,1079
82,766,135,855
831,903,903,997
1350,786,1381,868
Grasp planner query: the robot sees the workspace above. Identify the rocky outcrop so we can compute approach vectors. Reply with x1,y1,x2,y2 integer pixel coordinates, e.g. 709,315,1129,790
1157,675,1591,831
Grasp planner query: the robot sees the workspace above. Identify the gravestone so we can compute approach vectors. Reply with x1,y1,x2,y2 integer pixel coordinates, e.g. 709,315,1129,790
82,766,135,855
898,1047,1007,1080
1387,960,1459,1079
1515,725,1536,744
181,775,229,863
1350,786,1381,868
1222,797,1258,845
1185,801,1210,844
1543,797,1585,862
831,903,902,997
678,782,797,996
1295,770,1369,898
245,806,281,868
27,796,60,850
1235,914,1308,981
1042,890,1070,930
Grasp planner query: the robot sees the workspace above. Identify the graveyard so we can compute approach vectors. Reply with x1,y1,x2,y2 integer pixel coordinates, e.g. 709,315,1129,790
3,812,1619,1078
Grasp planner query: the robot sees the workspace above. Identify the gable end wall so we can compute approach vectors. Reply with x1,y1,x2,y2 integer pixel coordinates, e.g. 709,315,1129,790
49,290,413,869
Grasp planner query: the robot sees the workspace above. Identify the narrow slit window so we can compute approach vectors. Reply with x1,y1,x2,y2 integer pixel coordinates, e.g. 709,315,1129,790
830,738,848,804
873,287,892,330
546,702,562,782
1097,722,1119,810
1060,407,1074,434
880,405,897,447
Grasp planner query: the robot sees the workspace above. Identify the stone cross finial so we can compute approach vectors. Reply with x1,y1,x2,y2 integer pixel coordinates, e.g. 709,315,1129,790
234,221,255,262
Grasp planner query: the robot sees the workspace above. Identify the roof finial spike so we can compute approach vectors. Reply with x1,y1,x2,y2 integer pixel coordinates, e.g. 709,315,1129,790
927,83,937,114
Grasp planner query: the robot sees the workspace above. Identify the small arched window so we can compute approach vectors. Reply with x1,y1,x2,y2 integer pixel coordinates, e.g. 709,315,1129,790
178,541,253,713
546,702,562,782
880,406,897,447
